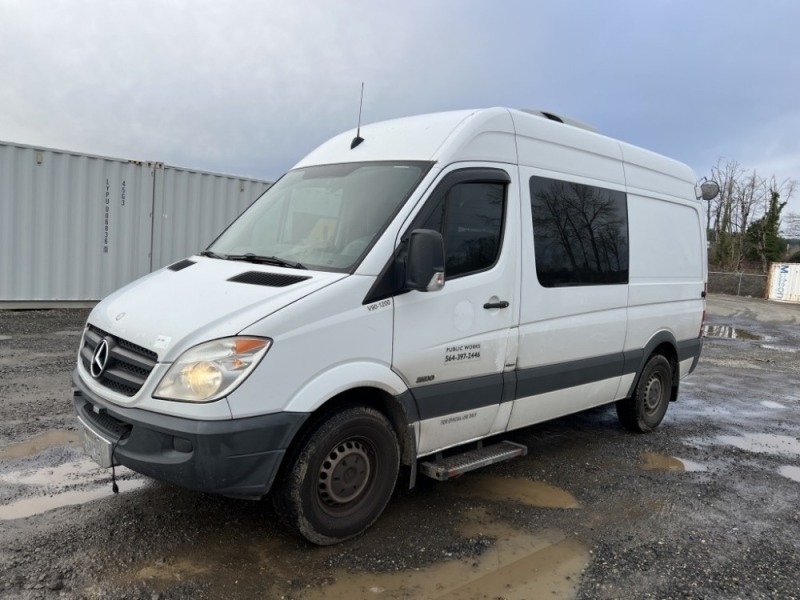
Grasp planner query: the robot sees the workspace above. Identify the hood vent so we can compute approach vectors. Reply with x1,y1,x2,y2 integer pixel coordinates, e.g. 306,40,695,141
168,259,197,272
228,271,311,287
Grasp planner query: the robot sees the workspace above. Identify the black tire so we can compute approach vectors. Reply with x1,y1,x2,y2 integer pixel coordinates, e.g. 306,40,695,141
273,406,400,545
616,354,673,433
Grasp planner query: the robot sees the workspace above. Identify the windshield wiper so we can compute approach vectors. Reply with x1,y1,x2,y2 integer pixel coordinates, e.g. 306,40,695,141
224,253,307,270
199,250,225,259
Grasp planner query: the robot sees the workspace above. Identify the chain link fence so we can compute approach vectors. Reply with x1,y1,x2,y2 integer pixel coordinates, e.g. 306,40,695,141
708,271,767,297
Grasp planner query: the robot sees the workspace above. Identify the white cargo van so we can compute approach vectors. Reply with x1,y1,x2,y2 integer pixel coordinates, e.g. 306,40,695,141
74,108,711,544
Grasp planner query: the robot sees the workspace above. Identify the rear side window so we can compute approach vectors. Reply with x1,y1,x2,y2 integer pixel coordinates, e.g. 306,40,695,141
529,176,628,287
420,182,506,278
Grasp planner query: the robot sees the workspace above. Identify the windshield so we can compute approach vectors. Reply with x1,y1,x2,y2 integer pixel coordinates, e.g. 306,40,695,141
210,161,431,272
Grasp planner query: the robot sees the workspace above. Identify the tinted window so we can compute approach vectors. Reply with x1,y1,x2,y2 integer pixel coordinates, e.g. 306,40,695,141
420,182,505,278
530,176,628,287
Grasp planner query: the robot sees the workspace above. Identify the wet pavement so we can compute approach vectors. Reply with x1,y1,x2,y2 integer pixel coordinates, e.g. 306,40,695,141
0,296,798,599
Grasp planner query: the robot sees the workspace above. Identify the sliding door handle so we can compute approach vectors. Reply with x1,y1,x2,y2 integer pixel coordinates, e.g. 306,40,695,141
483,301,509,310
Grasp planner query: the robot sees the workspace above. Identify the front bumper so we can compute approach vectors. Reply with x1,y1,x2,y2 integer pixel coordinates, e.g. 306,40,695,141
72,369,308,497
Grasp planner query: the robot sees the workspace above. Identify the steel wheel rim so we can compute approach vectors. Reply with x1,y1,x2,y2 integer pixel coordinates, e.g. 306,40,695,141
318,438,373,507
643,373,664,414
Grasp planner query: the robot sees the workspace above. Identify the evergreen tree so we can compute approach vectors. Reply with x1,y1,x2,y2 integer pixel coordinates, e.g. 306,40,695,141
746,190,787,271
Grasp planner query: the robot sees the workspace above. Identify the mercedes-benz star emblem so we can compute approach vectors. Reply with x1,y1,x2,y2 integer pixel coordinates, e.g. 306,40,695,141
90,339,111,379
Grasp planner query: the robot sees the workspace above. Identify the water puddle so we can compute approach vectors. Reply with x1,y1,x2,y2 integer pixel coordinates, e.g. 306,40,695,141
639,452,707,472
0,457,147,520
0,430,80,460
307,526,588,599
717,433,800,457
760,400,787,409
759,343,799,353
445,476,580,509
703,325,761,340
0,483,146,520
129,510,590,600
778,465,800,483
679,458,710,472
135,558,211,584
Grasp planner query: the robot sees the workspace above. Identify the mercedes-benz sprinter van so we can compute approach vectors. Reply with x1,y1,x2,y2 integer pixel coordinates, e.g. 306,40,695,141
74,108,709,544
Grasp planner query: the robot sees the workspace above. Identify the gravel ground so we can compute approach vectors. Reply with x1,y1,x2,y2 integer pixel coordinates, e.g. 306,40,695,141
0,296,798,599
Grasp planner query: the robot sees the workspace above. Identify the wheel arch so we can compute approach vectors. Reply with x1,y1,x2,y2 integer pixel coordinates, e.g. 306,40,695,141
625,331,680,402
292,385,417,465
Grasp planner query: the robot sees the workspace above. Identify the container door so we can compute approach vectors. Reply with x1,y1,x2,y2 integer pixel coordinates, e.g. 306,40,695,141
391,165,520,455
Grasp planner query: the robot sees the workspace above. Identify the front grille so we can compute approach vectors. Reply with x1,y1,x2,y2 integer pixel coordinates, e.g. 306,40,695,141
80,325,158,397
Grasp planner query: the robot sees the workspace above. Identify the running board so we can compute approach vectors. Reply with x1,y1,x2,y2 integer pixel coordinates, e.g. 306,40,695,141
419,441,528,481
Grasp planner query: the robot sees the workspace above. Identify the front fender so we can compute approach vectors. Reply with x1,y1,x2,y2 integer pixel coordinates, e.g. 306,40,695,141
282,361,409,414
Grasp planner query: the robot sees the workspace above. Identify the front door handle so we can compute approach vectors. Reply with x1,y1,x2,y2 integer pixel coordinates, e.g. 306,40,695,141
483,301,509,310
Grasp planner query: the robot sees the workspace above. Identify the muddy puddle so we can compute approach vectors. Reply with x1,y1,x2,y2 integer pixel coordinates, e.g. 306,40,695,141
0,431,147,520
122,479,588,599
0,457,147,520
0,430,80,460
639,452,707,472
717,433,800,457
306,520,588,599
127,508,589,600
703,325,762,340
444,475,581,509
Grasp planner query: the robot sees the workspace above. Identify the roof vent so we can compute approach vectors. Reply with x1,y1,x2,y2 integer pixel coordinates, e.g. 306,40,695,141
518,109,599,133
228,271,311,287
168,259,196,272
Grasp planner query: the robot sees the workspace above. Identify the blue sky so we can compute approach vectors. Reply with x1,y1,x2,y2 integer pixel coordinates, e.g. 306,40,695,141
2,0,799,213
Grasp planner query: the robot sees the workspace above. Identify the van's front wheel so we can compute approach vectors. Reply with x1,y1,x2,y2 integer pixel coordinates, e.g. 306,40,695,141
616,354,673,433
274,406,400,545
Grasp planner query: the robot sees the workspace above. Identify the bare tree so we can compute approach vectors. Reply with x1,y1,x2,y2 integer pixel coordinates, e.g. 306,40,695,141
705,160,797,271
783,212,800,238
708,160,747,269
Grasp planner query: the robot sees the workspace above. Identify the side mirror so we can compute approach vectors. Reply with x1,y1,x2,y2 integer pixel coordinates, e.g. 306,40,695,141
405,229,445,292
698,180,720,201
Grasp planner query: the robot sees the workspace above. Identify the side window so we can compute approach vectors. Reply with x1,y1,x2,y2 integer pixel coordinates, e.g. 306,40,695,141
529,176,628,287
420,181,506,278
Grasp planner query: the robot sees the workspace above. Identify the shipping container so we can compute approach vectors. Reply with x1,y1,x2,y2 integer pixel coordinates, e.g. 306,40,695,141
765,263,800,304
0,141,271,306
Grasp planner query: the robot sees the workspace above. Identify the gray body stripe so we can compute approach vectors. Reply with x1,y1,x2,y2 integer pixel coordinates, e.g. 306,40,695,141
411,373,503,421
515,352,632,399
406,339,704,422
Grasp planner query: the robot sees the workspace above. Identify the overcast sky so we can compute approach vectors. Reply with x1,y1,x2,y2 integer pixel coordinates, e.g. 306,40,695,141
2,0,799,213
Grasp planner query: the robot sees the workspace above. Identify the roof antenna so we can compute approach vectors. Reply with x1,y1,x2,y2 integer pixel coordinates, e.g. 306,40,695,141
350,82,365,149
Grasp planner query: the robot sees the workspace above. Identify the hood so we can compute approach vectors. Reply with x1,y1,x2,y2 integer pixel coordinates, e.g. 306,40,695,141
87,256,346,362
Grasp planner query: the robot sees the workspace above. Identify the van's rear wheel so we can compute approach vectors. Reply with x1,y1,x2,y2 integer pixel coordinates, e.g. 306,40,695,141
616,354,673,433
273,406,400,545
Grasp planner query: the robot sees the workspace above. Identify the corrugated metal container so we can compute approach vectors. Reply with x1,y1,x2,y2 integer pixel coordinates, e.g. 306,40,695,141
765,263,800,304
151,165,265,270
0,141,271,305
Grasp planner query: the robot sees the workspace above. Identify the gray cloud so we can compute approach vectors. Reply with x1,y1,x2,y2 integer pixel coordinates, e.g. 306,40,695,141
2,0,798,212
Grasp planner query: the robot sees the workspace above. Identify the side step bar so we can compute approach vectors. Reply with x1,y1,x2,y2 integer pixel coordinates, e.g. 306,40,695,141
419,441,528,481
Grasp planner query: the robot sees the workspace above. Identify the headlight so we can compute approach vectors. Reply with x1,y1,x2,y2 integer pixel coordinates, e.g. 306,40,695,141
154,337,271,402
